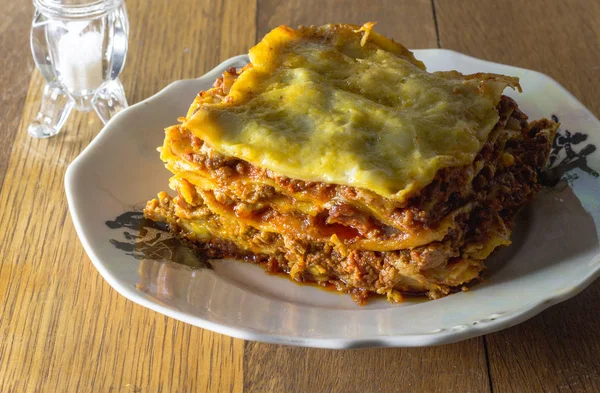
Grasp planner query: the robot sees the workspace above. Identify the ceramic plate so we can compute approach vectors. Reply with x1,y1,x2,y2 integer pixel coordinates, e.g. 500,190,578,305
65,50,600,348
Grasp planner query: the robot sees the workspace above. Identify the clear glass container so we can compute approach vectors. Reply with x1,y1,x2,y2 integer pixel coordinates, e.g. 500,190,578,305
29,0,129,138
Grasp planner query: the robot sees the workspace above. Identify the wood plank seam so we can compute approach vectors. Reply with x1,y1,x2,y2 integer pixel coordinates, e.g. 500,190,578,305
483,336,495,393
255,0,260,43
430,0,441,48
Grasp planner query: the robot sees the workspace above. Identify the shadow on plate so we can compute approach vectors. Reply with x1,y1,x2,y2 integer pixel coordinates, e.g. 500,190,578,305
482,182,598,286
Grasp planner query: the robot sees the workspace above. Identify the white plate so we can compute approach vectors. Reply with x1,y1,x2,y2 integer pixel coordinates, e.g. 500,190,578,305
66,50,600,348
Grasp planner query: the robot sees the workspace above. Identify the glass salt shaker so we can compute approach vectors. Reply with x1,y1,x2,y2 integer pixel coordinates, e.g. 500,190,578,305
29,0,129,138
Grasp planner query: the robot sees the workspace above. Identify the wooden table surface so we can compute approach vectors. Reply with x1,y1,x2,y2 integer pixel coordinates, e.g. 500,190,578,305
1,1,599,392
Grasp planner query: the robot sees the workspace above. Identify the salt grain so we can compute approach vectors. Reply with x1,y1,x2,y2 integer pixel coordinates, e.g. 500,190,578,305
57,24,104,93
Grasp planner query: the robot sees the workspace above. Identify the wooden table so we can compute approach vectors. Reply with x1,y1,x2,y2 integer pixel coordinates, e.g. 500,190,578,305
1,1,599,392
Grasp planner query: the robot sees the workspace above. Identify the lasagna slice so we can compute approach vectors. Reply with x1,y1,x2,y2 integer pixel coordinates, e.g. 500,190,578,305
144,23,558,304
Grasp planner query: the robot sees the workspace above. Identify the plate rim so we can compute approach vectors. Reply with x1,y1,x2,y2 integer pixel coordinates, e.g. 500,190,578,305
65,49,600,349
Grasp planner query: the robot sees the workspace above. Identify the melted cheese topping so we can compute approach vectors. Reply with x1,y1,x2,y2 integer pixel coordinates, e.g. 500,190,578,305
184,23,519,201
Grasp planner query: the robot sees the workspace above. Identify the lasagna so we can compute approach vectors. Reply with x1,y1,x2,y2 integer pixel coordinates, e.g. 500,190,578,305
144,23,558,304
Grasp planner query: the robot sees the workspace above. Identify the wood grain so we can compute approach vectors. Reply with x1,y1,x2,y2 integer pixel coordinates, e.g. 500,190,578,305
257,0,438,48
1,0,599,392
244,2,490,392
244,339,490,393
435,1,600,391
485,287,600,393
0,2,34,188
0,1,254,392
434,0,600,116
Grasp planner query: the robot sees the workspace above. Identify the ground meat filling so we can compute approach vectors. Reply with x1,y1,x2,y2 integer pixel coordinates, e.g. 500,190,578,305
172,96,539,238
165,96,545,244
145,89,555,303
